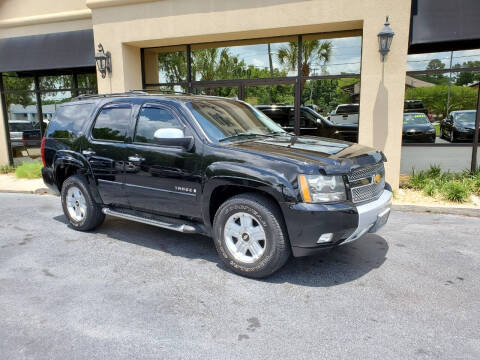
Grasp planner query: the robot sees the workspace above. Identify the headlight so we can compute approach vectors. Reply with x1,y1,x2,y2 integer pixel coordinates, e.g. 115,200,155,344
427,128,436,133
298,174,346,203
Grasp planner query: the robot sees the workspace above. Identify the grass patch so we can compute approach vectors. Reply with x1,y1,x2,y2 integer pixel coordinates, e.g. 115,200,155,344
0,164,16,174
403,165,480,203
15,161,42,179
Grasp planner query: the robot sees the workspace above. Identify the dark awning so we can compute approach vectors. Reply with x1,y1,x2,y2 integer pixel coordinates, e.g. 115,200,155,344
409,0,480,54
0,29,95,73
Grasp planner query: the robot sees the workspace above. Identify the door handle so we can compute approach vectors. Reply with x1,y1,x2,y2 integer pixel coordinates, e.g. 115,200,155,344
82,149,96,156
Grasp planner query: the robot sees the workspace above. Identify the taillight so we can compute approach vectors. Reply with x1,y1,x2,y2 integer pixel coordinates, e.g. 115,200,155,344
41,137,46,167
22,133,26,146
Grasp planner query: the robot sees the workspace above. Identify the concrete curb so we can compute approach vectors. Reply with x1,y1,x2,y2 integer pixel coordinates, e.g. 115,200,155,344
392,204,480,218
0,188,55,195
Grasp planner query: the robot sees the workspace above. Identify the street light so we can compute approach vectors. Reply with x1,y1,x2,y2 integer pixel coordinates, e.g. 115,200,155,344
378,16,395,61
94,43,112,79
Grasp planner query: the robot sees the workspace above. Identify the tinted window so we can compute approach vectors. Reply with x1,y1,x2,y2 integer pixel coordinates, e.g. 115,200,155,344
300,109,318,127
260,108,292,127
404,101,424,110
92,104,132,141
46,103,95,138
336,105,359,114
134,106,183,144
9,123,34,132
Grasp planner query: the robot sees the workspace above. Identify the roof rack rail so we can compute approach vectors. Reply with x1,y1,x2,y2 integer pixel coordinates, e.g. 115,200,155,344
129,89,191,95
72,89,193,101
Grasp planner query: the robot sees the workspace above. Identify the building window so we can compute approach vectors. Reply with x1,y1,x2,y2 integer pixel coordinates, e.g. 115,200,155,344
1,70,97,164
142,31,362,143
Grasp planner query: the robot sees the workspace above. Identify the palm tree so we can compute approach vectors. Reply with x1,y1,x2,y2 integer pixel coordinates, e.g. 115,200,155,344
277,40,332,89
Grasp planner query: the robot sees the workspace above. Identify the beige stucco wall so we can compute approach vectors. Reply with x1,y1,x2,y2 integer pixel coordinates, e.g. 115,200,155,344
89,0,410,188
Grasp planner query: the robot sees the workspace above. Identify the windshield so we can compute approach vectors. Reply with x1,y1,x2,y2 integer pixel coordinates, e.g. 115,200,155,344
9,122,34,132
403,113,430,125
454,112,476,125
186,99,285,142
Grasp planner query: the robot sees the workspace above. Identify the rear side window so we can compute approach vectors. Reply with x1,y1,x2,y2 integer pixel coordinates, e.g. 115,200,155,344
134,106,183,144
92,104,132,142
46,103,95,138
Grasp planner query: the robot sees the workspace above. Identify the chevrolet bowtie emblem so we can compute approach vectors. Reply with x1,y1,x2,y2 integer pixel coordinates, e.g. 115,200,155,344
373,173,382,184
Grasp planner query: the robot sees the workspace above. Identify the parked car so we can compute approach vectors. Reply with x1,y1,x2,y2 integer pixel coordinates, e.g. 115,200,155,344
440,110,478,143
8,120,41,149
329,104,359,125
256,105,358,142
404,99,435,122
402,113,436,143
42,93,391,278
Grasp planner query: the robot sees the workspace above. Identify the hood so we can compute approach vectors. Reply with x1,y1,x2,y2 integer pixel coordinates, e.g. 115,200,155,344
225,135,384,175
403,123,433,133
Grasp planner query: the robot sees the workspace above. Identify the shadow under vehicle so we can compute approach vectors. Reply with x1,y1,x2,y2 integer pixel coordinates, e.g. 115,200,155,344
41,93,391,278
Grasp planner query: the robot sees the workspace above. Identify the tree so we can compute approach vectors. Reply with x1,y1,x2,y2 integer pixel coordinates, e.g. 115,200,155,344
277,40,332,78
405,84,477,117
454,61,480,86
426,59,446,82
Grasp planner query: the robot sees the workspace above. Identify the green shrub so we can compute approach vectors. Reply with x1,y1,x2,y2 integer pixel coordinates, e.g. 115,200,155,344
440,181,470,202
15,161,42,179
423,181,436,197
0,164,15,174
409,170,428,190
425,164,441,179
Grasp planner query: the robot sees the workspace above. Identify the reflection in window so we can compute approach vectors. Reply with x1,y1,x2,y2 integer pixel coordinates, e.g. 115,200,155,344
135,107,182,144
93,106,132,142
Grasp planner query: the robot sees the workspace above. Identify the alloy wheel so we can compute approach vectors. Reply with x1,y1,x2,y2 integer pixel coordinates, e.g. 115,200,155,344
66,186,87,222
224,212,266,264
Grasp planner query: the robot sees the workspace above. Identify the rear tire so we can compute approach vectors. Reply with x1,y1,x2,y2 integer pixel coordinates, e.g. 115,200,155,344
61,175,105,231
213,193,291,278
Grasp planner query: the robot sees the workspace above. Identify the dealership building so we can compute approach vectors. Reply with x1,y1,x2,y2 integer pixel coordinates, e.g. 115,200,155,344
1,0,479,189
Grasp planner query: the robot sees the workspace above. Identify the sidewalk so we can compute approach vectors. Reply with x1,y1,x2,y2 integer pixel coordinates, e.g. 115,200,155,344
0,174,51,194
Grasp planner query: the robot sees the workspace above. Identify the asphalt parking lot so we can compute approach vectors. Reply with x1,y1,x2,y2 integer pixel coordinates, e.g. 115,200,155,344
0,193,479,359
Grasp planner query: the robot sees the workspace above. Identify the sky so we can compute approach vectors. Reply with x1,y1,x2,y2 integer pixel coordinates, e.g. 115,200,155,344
406,49,480,71
210,36,363,77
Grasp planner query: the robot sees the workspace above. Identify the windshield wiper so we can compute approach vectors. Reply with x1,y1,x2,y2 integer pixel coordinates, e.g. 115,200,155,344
219,132,273,142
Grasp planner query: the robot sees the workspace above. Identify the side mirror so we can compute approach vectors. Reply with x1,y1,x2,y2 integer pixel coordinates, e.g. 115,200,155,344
153,128,194,150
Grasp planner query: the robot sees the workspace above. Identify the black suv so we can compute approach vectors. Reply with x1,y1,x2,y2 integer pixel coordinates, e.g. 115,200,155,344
41,93,391,278
256,105,358,142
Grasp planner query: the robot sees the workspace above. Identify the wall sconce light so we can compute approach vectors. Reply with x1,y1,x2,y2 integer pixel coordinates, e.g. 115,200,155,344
378,16,395,61
94,43,112,78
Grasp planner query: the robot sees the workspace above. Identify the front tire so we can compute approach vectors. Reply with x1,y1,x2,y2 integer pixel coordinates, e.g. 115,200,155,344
61,175,105,231
213,193,291,278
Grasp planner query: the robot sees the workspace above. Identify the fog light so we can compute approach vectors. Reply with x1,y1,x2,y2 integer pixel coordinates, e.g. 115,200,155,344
317,233,333,244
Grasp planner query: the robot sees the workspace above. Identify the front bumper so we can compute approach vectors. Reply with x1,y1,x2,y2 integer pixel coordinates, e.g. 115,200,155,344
282,188,392,257
339,189,392,245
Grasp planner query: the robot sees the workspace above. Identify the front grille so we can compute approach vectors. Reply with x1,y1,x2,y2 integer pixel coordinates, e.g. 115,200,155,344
348,162,385,203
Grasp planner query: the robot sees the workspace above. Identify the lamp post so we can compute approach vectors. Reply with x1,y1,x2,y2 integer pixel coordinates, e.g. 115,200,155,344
378,16,395,61
94,44,112,79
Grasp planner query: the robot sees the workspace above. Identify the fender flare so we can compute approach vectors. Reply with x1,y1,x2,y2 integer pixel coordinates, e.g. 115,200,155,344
53,150,103,204
201,161,296,227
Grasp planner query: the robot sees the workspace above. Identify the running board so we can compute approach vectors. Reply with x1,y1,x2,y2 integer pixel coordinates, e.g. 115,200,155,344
102,208,198,234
